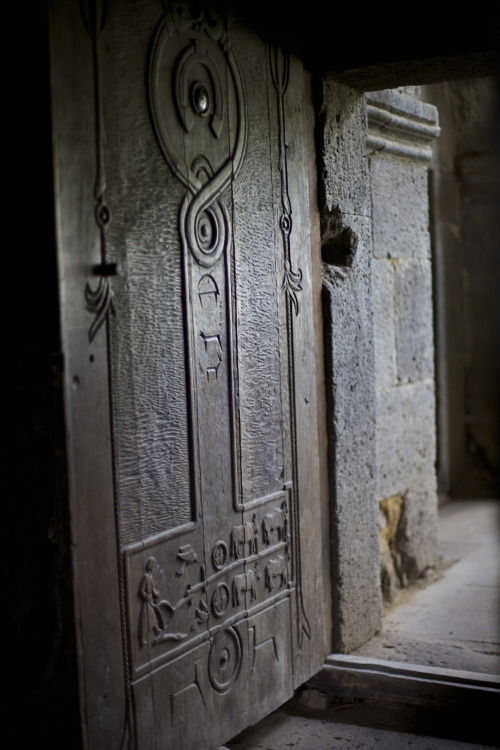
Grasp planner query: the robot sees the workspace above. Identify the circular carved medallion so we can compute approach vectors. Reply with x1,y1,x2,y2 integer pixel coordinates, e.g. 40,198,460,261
211,541,227,570
211,582,230,617
208,626,242,693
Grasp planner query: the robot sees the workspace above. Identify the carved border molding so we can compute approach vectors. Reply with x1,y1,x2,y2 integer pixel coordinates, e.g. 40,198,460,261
269,44,311,648
81,0,116,342
366,90,440,164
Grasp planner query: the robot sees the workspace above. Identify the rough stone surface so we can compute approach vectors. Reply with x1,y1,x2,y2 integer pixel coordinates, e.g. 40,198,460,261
379,494,404,602
227,701,496,750
396,485,439,582
320,79,370,218
368,88,439,125
355,499,500,675
322,244,382,652
320,80,382,652
394,258,435,383
368,87,439,594
422,78,500,498
372,258,397,389
376,380,437,502
371,158,431,259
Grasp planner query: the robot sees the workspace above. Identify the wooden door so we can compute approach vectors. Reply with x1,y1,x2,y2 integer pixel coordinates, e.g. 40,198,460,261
50,2,327,748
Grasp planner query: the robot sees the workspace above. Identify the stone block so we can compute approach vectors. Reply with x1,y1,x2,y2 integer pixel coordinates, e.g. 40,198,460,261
379,494,404,603
372,258,397,389
378,487,438,594
396,485,439,581
394,259,435,383
371,157,431,259
368,88,439,128
322,212,383,652
320,80,370,218
376,380,437,502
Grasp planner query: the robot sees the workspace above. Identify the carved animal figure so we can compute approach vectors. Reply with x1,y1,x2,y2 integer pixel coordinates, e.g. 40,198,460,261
232,563,260,606
265,555,287,591
262,502,288,545
230,513,258,559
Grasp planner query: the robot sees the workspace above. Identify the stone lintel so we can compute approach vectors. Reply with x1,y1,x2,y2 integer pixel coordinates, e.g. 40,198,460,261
367,90,440,164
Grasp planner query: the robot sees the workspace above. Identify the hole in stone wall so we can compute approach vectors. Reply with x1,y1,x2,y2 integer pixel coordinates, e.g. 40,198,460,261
320,207,358,266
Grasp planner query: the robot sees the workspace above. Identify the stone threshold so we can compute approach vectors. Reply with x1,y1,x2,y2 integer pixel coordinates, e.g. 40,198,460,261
310,654,500,700
302,653,500,746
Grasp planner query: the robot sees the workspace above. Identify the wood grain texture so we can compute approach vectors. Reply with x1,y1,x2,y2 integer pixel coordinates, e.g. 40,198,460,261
50,2,328,748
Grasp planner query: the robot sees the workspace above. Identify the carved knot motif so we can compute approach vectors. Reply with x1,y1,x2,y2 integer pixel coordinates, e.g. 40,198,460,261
149,13,247,269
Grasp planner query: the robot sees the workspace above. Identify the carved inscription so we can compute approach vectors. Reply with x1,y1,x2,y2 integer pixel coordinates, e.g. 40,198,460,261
199,331,223,381
198,274,220,307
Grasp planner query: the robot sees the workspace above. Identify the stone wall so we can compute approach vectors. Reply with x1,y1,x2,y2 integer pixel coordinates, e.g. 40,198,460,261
367,89,440,602
319,80,383,650
422,78,500,498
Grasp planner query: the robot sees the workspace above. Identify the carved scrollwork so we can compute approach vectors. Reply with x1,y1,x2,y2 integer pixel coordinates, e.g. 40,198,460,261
149,12,247,269
269,44,303,317
81,0,116,343
282,264,303,318
85,275,115,343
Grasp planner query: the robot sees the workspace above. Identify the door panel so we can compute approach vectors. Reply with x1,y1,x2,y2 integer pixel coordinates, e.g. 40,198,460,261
50,2,327,748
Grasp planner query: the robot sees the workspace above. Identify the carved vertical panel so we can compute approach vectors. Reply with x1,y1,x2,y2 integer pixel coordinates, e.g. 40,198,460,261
52,1,326,748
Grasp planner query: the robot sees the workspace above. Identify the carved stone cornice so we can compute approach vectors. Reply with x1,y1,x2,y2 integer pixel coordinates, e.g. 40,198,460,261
366,90,440,164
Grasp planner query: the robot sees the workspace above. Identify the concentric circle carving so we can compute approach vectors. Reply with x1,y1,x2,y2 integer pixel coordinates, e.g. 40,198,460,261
208,626,242,693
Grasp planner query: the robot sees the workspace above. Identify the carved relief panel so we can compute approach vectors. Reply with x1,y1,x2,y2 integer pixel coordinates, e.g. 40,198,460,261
50,2,326,749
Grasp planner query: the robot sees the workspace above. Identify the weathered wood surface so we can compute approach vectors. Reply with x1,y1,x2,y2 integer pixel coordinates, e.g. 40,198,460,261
50,2,328,748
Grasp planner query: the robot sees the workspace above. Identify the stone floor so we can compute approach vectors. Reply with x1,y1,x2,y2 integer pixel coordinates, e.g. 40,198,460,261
224,499,500,750
353,498,500,674
224,708,497,750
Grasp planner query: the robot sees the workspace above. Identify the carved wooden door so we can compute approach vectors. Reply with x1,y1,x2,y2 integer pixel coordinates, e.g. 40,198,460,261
50,2,327,748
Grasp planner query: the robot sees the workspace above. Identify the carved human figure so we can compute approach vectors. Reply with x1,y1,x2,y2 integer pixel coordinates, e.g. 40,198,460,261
138,557,165,646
